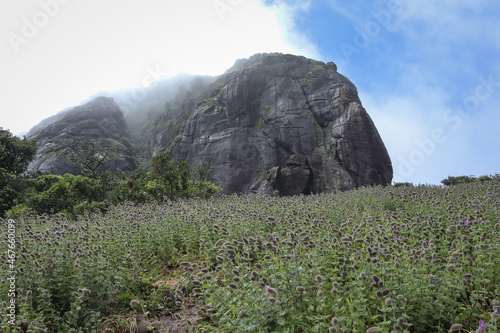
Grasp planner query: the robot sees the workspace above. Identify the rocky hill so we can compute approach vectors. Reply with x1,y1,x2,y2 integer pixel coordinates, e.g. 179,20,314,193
27,53,393,195
27,97,136,175
167,53,393,194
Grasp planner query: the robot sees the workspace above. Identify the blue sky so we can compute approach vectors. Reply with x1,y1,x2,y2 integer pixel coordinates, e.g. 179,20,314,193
1,0,499,185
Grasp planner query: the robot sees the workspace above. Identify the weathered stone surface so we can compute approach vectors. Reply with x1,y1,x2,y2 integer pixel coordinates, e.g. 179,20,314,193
27,97,136,175
171,53,393,194
26,53,392,195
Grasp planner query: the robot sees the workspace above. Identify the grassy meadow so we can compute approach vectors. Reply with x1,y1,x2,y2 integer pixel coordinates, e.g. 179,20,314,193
1,180,499,332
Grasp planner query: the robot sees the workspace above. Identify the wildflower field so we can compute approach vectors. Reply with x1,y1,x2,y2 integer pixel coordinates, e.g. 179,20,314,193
1,180,499,332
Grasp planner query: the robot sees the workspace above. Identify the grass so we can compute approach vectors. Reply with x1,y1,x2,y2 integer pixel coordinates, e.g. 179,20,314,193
1,180,499,332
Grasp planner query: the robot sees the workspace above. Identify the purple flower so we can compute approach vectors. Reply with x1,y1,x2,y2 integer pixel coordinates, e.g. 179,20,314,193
139,216,143,220
393,236,398,240
479,321,487,329
412,200,415,202
431,280,437,284
464,221,470,226
53,231,58,235
265,285,270,292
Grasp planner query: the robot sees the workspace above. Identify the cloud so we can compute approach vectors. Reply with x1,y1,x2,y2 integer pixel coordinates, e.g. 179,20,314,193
261,0,323,60
0,0,321,134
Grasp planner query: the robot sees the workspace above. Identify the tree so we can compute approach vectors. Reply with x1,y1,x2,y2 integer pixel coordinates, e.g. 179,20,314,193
196,156,213,182
0,128,37,215
441,175,476,186
63,139,117,177
146,151,191,201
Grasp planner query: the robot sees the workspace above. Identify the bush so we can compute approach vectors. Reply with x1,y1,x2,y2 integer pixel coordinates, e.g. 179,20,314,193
10,152,221,219
20,174,111,219
144,150,221,201
441,174,496,186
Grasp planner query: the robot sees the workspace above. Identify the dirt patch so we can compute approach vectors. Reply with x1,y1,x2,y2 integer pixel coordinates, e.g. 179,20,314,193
157,305,199,333
133,305,201,333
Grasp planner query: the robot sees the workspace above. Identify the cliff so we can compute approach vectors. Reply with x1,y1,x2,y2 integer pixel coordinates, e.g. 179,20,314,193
167,53,393,194
27,97,136,175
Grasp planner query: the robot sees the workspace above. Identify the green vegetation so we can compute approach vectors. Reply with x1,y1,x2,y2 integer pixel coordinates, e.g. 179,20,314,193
6,150,221,220
0,128,37,216
1,179,498,332
441,174,499,186
0,129,221,220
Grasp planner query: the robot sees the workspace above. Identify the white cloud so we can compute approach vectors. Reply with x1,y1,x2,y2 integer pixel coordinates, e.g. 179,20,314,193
261,0,323,60
0,0,320,135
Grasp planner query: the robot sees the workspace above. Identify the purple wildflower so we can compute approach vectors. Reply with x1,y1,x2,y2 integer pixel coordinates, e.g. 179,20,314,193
431,280,437,284
479,321,487,329
393,236,398,240
464,221,470,226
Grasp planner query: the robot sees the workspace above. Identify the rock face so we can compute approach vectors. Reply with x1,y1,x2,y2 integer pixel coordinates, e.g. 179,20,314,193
171,53,393,194
27,97,136,175
26,53,392,195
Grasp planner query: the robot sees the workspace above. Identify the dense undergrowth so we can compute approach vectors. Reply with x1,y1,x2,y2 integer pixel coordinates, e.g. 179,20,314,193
1,180,499,332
